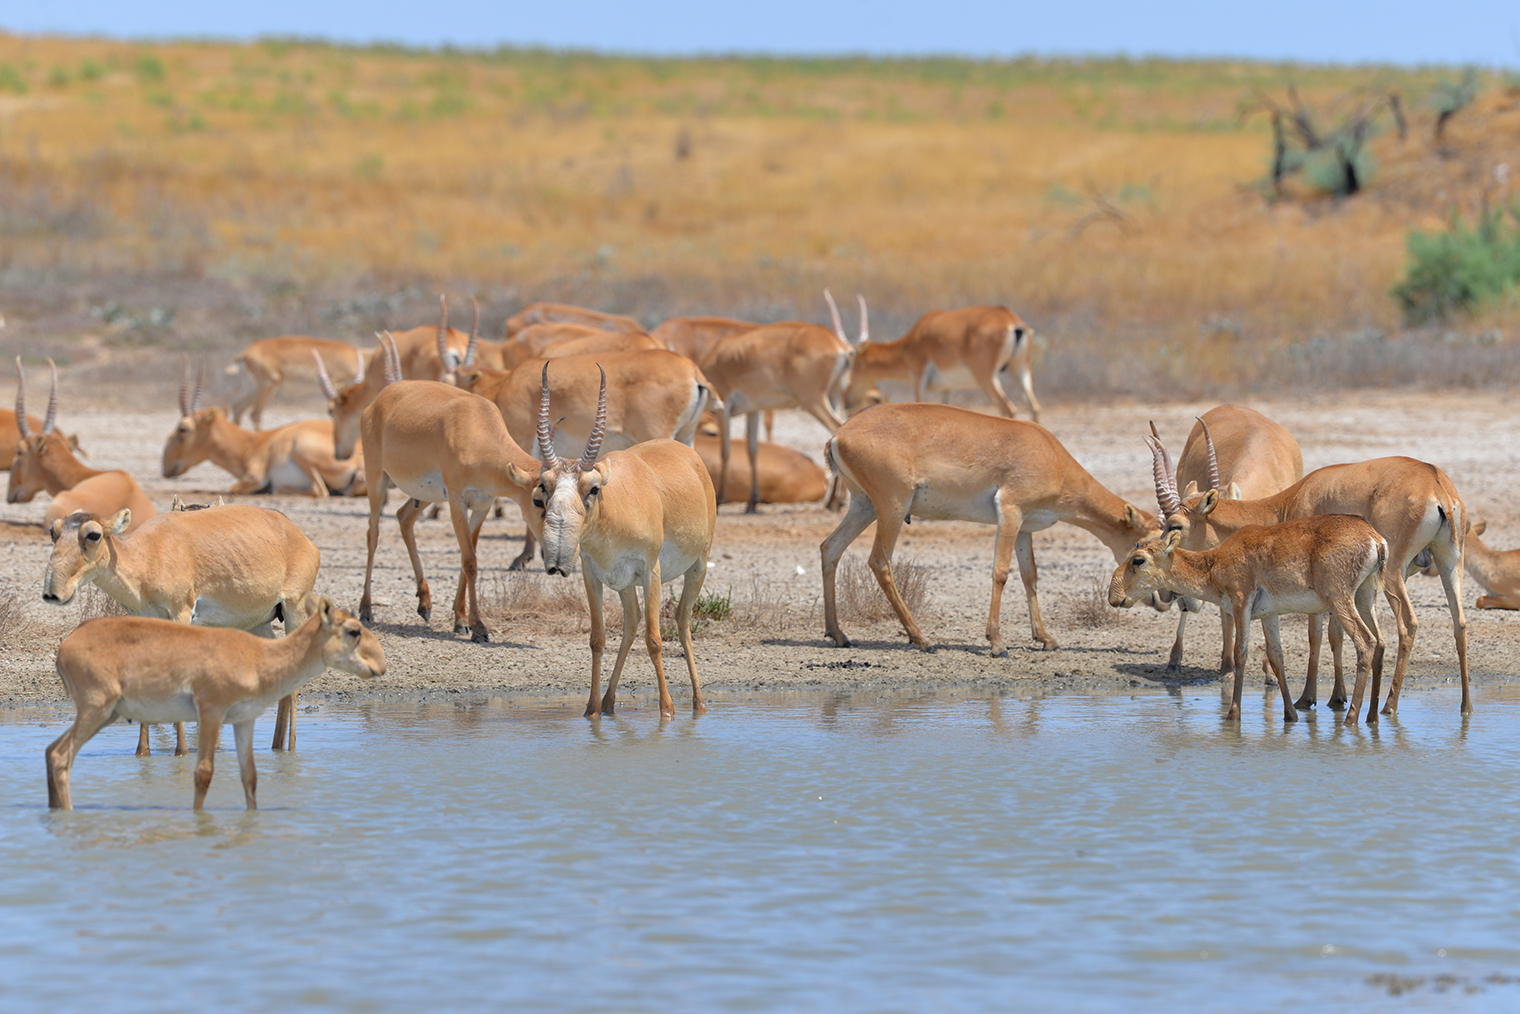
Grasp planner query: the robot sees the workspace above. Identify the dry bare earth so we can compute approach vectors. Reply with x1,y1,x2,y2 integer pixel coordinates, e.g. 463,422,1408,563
2,376,1517,710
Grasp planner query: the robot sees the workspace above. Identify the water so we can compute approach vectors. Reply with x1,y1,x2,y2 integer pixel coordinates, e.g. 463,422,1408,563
4,685,1520,1013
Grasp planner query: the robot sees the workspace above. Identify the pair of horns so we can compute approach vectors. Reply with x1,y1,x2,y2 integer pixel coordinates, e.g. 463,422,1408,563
14,356,59,438
823,289,869,345
536,362,606,472
438,293,482,373
178,354,207,416
310,346,366,398
1145,418,1220,516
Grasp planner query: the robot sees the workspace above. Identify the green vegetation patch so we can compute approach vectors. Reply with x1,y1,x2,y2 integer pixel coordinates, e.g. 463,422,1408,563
1394,205,1520,323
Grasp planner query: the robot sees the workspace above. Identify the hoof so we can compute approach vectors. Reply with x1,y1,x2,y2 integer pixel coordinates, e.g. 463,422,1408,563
744,504,759,515
1328,698,1347,712
417,606,432,622
454,622,469,635
508,558,529,572
470,627,490,643
1165,662,1182,675
1293,698,1315,711
359,604,373,623
1283,708,1298,723
990,647,1008,658
175,746,189,757
136,746,150,758
1039,640,1059,652
826,632,852,648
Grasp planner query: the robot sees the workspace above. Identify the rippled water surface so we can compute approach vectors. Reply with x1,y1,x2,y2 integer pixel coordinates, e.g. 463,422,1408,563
4,684,1520,1013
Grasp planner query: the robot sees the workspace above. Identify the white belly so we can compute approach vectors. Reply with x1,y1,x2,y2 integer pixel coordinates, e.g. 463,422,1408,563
191,597,273,629
116,692,199,724
267,458,312,491
1249,587,1327,620
395,470,447,502
584,552,645,592
908,486,998,525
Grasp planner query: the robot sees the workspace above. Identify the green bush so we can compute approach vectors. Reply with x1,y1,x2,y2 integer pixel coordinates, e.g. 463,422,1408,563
0,63,28,94
1393,205,1520,323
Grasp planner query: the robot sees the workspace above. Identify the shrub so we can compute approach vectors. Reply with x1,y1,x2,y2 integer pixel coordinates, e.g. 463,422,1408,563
1393,205,1520,324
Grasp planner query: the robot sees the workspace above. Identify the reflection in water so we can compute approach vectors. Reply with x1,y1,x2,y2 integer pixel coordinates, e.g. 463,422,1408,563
3,687,1520,1012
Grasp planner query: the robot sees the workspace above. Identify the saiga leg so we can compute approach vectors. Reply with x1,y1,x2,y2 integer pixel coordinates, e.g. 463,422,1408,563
359,474,392,623
193,709,225,811
1012,528,1058,651
46,704,116,810
583,572,608,718
447,498,490,641
601,586,643,716
673,564,709,713
1259,615,1297,723
744,411,762,514
639,563,676,719
396,495,433,623
234,721,257,810
865,492,929,649
820,490,878,648
1226,600,1252,721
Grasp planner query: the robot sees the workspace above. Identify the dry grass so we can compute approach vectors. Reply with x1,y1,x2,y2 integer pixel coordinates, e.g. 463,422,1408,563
479,572,590,634
75,587,128,622
2,35,1518,401
0,586,42,644
1070,574,1121,629
835,557,931,625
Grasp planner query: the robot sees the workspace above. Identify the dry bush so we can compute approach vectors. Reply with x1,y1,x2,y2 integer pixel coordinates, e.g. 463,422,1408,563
835,557,931,625
76,587,128,622
0,591,42,644
1071,574,1121,629
478,572,590,634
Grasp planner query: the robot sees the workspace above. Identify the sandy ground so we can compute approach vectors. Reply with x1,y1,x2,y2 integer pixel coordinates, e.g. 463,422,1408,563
2,381,1517,715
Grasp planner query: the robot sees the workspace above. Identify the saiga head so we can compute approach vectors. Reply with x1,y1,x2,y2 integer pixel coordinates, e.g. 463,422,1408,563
1108,529,1184,609
8,357,61,504
524,363,609,577
311,596,387,680
42,509,131,606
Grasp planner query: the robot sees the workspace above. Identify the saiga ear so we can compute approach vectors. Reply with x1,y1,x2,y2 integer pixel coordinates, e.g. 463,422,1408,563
1471,519,1486,537
318,596,335,628
1226,481,1241,500
1196,489,1220,518
48,519,62,543
507,462,540,489
1162,530,1183,553
1122,503,1148,531
105,509,131,534
1183,480,1198,498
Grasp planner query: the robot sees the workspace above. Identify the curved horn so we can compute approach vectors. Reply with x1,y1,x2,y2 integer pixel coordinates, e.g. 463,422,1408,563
352,348,365,385
42,358,59,434
314,350,338,400
13,357,29,439
823,288,845,341
855,293,869,344
1146,425,1182,517
463,296,480,368
436,294,457,371
579,364,608,469
191,356,205,414
179,353,192,416
380,332,401,386
536,363,562,470
1196,416,1221,493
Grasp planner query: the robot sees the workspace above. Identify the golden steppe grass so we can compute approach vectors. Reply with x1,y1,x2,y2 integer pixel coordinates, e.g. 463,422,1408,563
1,34,1518,396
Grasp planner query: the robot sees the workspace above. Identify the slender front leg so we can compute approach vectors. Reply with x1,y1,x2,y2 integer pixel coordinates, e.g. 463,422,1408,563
639,563,676,719
1378,569,1420,716
137,721,151,757
866,494,929,650
602,585,642,716
583,572,607,718
193,712,224,811
359,475,391,623
745,411,762,514
234,721,257,810
46,705,115,811
1226,601,1251,721
1013,528,1057,650
715,401,734,504
1297,614,1322,710
447,498,490,641
271,692,298,752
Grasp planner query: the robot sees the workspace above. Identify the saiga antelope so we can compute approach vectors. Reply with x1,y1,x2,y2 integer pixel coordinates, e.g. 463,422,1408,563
1150,408,1304,672
498,323,666,371
1461,520,1520,610
652,315,762,363
322,297,471,455
820,403,1155,654
47,597,384,811
225,335,366,430
42,504,322,753
8,359,156,533
3,359,83,469
357,377,547,641
699,294,858,511
1109,518,1387,725
524,367,716,718
504,302,642,338
455,349,714,568
693,436,828,505
841,302,1042,422
1146,431,1469,718
165,357,364,496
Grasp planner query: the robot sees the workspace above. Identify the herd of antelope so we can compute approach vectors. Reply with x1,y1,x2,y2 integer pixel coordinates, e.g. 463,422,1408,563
6,291,1513,811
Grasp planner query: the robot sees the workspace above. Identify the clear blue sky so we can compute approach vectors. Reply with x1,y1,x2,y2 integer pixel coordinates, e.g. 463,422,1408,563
4,1,1518,66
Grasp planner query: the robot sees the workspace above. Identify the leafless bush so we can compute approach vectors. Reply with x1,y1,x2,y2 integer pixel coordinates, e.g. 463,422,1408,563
835,556,930,624
77,587,128,622
1071,574,1120,629
479,572,591,634
0,591,42,644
